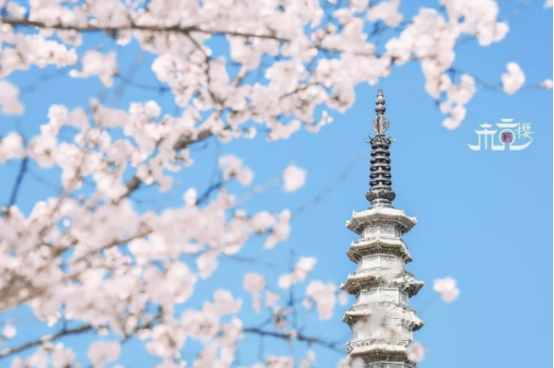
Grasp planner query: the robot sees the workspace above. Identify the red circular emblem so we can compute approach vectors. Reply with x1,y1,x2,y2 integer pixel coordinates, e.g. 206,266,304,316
501,131,513,143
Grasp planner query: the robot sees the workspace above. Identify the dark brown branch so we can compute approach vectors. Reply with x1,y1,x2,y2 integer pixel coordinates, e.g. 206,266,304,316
7,157,28,209
115,126,220,203
1,18,282,40
242,327,344,354
0,324,94,360
1,17,375,57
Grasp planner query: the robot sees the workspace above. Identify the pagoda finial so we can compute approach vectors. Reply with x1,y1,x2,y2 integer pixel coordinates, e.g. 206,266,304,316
366,89,396,208
375,89,385,113
372,89,389,136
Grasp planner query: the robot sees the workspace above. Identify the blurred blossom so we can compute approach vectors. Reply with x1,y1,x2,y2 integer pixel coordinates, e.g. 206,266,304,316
434,276,460,302
244,273,265,312
2,324,16,339
306,281,337,320
282,164,307,192
0,80,24,114
87,341,120,368
406,341,425,363
278,257,317,289
501,62,525,95
0,132,25,162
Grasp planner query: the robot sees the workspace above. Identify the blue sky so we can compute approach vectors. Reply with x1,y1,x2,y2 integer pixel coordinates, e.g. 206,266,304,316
0,1,552,368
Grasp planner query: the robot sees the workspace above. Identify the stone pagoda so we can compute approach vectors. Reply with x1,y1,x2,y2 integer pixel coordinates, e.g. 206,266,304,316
342,90,424,368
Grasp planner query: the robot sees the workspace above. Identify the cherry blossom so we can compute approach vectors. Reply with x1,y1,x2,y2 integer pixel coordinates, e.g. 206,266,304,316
2,325,16,339
351,307,387,338
367,0,403,27
0,1,548,367
278,257,317,289
0,80,23,114
434,276,461,302
88,341,121,368
282,164,307,193
244,273,266,312
69,51,118,87
264,210,292,249
51,344,77,368
0,132,25,162
220,155,254,186
406,341,425,363
501,62,526,95
265,290,281,307
299,350,316,368
351,358,365,368
305,281,337,320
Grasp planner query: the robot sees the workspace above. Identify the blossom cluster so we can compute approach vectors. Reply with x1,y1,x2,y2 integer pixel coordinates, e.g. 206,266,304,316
0,0,547,367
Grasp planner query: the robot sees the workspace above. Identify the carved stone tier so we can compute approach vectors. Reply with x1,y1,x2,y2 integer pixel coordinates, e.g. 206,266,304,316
341,269,424,297
347,340,410,360
343,205,423,367
347,238,412,263
365,362,415,368
343,304,424,331
346,207,416,236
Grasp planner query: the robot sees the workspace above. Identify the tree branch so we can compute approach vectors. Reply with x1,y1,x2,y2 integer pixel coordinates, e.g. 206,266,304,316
0,18,282,40
0,324,94,360
7,157,28,210
242,327,344,354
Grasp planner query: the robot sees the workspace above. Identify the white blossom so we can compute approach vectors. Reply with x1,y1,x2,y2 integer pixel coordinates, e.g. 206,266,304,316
219,155,254,186
264,210,291,249
265,290,280,307
367,0,403,27
406,341,425,363
434,276,460,302
282,164,307,192
305,281,336,320
0,1,547,366
244,273,265,312
87,341,121,368
0,81,24,114
501,62,526,95
0,132,25,162
350,0,370,13
278,257,317,289
2,324,16,338
299,350,316,368
51,344,76,368
69,51,118,87
352,307,387,338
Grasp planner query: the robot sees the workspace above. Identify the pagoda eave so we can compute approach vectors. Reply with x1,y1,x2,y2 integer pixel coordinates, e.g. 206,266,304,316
340,270,424,297
346,238,413,263
347,340,411,359
359,362,415,368
346,208,417,235
342,305,424,331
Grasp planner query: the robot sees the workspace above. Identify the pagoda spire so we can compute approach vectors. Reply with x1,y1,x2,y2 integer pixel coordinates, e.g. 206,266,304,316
366,89,396,208
343,90,424,368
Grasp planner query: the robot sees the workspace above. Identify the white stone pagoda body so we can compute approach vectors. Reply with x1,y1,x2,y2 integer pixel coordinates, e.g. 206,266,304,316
341,90,424,368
